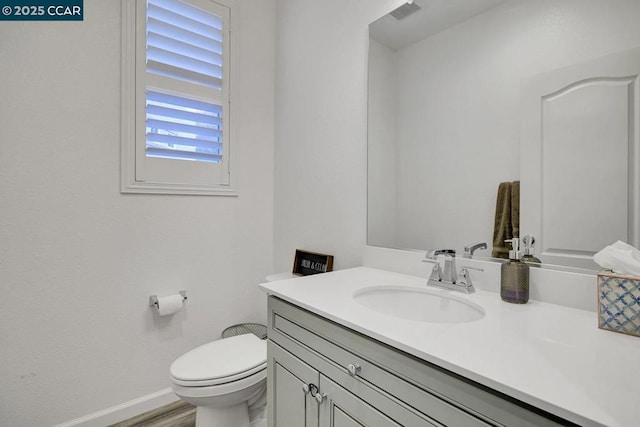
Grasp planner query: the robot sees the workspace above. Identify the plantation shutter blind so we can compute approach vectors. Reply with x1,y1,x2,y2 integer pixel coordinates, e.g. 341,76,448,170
136,0,230,186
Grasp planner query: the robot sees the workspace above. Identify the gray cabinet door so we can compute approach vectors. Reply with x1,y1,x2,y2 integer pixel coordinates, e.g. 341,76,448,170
268,341,319,427
318,375,437,427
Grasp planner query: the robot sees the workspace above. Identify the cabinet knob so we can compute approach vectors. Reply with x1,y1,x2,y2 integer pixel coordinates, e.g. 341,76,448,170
315,392,327,404
304,383,319,396
347,363,361,377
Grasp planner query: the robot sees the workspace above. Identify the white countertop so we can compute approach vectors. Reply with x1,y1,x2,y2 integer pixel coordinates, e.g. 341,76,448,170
259,266,640,427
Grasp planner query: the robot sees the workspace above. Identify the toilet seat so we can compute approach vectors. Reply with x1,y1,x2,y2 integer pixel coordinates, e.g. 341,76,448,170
172,368,267,399
170,333,267,387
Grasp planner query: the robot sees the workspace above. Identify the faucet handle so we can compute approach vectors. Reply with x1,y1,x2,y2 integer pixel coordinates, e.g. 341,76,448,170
422,258,443,281
463,242,487,258
457,266,484,293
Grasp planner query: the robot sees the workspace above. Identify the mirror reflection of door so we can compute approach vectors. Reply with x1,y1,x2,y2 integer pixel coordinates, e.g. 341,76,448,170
520,48,640,270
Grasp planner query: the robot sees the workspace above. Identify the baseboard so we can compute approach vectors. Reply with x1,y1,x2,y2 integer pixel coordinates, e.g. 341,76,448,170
54,388,180,427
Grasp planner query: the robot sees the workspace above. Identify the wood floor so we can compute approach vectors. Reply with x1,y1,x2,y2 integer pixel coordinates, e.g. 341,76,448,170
109,401,196,427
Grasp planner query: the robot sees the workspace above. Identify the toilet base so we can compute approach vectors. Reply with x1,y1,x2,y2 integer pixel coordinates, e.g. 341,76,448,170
195,402,249,427
171,360,267,427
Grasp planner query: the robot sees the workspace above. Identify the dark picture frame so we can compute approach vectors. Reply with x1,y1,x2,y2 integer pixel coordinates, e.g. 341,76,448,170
292,250,334,276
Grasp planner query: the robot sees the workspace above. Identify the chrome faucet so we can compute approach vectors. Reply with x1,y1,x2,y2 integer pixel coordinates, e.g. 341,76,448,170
463,242,487,258
422,249,483,294
425,249,457,282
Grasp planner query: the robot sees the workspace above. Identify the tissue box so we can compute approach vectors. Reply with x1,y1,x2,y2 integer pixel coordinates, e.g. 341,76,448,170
597,270,640,337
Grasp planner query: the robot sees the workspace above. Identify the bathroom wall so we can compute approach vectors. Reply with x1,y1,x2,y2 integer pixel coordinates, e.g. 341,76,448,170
273,0,404,273
367,39,398,248
0,1,275,425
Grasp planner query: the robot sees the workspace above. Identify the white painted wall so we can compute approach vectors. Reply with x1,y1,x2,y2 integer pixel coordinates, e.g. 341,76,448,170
0,1,275,425
367,39,398,248
274,0,404,273
369,0,640,254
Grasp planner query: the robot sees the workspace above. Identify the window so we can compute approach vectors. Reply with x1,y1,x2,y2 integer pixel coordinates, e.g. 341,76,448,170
121,0,236,195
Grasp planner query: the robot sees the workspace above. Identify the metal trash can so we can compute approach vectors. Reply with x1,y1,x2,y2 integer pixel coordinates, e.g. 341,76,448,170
221,323,267,340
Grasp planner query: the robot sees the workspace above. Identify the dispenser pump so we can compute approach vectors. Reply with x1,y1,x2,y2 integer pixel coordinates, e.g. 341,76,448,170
522,234,535,256
507,237,521,260
521,234,542,266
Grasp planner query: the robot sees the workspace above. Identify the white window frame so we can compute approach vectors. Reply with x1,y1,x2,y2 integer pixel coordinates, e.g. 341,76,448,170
121,0,238,196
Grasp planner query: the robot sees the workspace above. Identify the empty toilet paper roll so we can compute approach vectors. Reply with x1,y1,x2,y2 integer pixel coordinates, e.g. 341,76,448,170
157,294,184,316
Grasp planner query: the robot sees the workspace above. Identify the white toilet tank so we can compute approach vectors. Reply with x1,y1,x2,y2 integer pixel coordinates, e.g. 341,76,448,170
265,272,297,282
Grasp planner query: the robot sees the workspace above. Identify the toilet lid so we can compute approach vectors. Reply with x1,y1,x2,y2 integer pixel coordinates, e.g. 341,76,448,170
170,334,267,384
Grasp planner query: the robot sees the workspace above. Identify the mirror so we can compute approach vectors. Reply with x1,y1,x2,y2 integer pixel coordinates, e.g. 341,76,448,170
367,0,640,271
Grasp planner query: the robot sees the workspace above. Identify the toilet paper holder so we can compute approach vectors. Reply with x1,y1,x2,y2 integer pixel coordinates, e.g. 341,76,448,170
149,290,188,309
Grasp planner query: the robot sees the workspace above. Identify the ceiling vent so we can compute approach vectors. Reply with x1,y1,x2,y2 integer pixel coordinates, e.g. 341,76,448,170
390,1,422,20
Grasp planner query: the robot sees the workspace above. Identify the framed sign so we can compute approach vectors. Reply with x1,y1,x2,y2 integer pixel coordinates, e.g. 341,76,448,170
292,250,334,276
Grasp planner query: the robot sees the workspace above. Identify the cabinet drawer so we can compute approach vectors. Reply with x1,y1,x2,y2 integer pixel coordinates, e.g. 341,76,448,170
268,296,569,427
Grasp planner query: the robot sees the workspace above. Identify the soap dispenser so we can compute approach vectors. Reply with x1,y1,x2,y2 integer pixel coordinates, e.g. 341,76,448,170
501,237,529,304
521,234,542,267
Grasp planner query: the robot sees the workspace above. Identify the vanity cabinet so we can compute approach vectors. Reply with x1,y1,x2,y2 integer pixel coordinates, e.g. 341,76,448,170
269,341,432,426
267,296,571,427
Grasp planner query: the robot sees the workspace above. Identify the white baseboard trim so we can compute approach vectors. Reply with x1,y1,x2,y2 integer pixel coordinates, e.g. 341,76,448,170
54,387,180,427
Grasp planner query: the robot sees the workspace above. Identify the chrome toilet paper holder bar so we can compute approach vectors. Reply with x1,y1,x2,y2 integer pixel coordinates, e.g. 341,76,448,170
149,290,188,309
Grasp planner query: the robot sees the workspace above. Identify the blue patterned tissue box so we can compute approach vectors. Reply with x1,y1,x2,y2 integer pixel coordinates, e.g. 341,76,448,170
598,270,640,337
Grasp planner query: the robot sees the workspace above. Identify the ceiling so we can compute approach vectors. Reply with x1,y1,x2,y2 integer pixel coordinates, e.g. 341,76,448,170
370,0,511,50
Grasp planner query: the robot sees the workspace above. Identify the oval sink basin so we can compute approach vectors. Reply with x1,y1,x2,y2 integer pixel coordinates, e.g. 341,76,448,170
353,286,485,323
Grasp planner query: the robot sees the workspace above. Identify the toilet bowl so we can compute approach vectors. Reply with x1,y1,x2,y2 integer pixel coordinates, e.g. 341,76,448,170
170,333,267,427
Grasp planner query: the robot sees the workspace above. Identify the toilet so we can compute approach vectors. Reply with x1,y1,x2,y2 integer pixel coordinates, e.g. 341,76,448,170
170,333,267,427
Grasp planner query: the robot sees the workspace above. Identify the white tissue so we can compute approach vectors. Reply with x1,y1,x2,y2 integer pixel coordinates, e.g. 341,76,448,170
593,240,640,276
157,294,184,316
